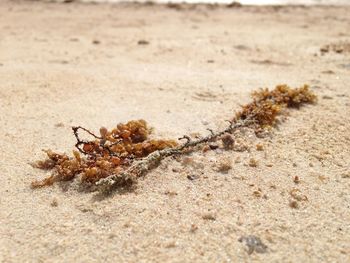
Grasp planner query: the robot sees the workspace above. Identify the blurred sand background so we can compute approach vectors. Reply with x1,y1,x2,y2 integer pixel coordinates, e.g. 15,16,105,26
0,0,350,262
45,0,350,5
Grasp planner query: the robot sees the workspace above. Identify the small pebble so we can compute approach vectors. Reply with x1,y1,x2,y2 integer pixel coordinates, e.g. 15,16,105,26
293,176,300,184
221,134,234,150
138,40,149,45
187,174,199,180
256,143,264,151
289,200,299,209
202,212,216,220
190,224,198,232
249,158,258,167
215,157,232,173
238,235,268,254
50,198,58,207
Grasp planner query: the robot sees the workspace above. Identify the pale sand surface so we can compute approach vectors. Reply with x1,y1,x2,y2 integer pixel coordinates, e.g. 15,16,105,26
51,0,350,5
0,1,350,262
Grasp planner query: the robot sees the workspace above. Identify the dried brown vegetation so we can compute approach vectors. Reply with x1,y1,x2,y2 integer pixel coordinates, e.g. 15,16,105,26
320,41,350,54
31,120,177,187
31,84,316,193
236,84,316,127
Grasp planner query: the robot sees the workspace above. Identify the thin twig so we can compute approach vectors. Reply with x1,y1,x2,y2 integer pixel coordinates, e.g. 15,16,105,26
96,116,255,193
72,126,124,158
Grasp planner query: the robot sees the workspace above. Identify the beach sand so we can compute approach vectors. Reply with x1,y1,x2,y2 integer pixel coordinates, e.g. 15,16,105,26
0,1,349,262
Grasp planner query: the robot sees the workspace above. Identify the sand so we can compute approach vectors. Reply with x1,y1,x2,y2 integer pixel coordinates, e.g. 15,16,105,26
0,1,350,262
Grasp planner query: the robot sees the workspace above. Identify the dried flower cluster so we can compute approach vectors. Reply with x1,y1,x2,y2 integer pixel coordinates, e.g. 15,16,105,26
236,84,316,127
31,84,316,192
31,120,177,187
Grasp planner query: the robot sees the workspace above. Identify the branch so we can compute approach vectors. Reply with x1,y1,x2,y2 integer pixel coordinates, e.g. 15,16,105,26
95,116,255,193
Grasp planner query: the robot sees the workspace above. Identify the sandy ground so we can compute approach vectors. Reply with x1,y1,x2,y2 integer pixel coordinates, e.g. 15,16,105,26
1,1,350,262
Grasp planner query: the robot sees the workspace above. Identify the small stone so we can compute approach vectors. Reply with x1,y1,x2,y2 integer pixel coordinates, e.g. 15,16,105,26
202,145,211,152
227,1,242,8
54,122,64,128
50,198,58,207
321,70,335,74
293,176,300,184
182,157,194,166
172,168,179,173
256,143,264,151
289,200,299,209
190,224,198,232
249,158,258,167
233,138,249,152
221,134,234,150
165,241,176,248
202,212,216,220
187,174,199,180
234,44,249,50
289,188,308,201
238,235,268,254
165,191,178,197
215,157,232,173
318,175,328,182
253,190,262,198
137,40,149,45
341,172,350,178
209,143,219,150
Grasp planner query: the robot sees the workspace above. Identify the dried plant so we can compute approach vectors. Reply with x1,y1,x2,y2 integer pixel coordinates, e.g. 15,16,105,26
320,41,350,54
31,84,316,194
31,120,177,187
